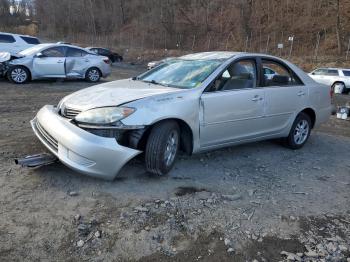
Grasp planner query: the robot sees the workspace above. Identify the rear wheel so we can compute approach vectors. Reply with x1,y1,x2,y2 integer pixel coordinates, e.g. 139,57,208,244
284,113,312,149
85,67,101,82
8,66,30,84
145,121,180,176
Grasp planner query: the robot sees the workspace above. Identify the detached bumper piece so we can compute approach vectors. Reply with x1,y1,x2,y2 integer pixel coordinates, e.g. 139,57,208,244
15,153,57,168
31,105,141,180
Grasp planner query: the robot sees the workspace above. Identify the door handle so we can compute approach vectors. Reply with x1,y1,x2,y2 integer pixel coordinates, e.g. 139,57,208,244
85,59,90,62
252,95,263,101
297,91,306,96
57,60,64,64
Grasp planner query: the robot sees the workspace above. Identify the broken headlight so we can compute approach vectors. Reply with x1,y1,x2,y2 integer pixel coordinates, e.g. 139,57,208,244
75,107,135,125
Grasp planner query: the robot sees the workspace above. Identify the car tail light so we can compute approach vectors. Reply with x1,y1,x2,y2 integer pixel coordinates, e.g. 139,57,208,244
103,58,111,64
330,86,334,98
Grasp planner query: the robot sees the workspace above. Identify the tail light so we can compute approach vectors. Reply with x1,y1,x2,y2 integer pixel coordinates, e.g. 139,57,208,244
103,58,111,64
330,86,334,98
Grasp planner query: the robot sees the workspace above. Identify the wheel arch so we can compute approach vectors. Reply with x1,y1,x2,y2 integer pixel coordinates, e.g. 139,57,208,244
299,108,316,128
139,118,194,155
85,66,102,78
8,64,32,81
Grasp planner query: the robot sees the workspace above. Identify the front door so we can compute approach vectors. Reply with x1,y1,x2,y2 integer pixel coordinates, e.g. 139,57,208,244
33,46,66,77
200,59,266,148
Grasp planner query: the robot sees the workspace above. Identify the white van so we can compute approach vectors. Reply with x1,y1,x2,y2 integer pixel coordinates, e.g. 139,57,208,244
0,32,41,55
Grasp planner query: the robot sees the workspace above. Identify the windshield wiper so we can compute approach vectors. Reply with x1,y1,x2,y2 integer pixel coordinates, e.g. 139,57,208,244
141,79,169,87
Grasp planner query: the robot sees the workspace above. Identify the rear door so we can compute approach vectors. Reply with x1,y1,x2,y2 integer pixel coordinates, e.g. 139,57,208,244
262,58,308,135
32,46,66,77
65,47,90,78
200,58,266,147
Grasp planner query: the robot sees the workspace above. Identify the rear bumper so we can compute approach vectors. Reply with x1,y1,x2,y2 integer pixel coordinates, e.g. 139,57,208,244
31,105,141,180
315,105,332,128
100,63,111,78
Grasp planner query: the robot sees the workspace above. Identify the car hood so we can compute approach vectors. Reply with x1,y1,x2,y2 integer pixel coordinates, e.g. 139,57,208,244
62,79,182,111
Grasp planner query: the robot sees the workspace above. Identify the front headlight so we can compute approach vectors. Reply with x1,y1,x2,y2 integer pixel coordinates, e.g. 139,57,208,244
75,107,135,125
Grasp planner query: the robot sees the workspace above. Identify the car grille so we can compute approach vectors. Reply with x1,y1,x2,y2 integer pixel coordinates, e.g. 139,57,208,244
35,120,58,152
63,107,81,119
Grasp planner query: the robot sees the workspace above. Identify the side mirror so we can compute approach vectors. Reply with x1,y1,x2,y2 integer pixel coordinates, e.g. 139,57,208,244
36,52,44,58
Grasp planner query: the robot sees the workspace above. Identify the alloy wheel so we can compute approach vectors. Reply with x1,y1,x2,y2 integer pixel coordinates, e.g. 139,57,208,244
293,119,309,145
11,68,27,83
164,130,179,167
88,69,100,82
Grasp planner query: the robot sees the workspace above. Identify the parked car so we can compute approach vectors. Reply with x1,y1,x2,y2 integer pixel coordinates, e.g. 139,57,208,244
2,43,111,84
0,32,40,54
31,52,331,180
87,47,123,63
309,68,350,94
147,57,176,70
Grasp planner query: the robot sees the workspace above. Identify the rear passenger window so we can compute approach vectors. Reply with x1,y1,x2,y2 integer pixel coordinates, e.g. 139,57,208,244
20,36,40,44
325,69,339,76
66,47,88,57
0,34,15,43
343,70,350,76
262,60,303,87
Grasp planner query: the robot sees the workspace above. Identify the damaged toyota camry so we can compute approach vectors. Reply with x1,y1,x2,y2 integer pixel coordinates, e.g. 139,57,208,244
31,52,332,180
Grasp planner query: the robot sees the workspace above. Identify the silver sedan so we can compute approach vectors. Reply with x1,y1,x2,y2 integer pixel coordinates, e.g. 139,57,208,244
7,43,111,84
31,52,332,180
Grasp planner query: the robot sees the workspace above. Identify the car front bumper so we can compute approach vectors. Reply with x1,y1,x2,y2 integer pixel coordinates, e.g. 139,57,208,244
31,105,141,180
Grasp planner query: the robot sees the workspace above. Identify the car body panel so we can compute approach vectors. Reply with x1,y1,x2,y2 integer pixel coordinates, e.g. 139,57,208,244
199,89,266,147
31,52,331,180
31,105,141,180
33,57,66,77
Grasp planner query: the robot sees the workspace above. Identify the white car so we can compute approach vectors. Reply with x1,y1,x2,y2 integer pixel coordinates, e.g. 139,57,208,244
0,32,41,55
309,68,350,94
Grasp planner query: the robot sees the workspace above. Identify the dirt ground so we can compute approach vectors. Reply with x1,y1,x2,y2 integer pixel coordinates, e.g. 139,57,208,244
0,64,349,262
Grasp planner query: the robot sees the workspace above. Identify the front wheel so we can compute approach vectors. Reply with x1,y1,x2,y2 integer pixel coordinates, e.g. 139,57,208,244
284,113,312,149
145,121,180,176
8,66,30,84
85,68,101,82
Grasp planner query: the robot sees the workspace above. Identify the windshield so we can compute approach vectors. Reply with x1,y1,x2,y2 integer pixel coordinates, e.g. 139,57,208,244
138,59,222,89
19,44,52,56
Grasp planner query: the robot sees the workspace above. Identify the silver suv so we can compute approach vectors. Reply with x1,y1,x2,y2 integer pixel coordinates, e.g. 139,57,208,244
309,68,350,94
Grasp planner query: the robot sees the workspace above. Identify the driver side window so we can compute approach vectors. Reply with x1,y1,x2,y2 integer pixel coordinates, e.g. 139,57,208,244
42,47,65,57
207,60,257,92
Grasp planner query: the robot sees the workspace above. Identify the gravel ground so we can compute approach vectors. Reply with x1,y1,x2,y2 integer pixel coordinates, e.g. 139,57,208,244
0,64,349,262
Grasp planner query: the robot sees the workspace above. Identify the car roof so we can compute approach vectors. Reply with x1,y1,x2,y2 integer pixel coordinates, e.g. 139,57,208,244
0,32,38,38
86,47,109,50
180,52,242,60
314,67,350,71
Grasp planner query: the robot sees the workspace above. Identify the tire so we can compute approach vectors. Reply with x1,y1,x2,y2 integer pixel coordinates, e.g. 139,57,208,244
145,121,180,176
284,112,312,150
8,66,30,84
85,67,101,82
